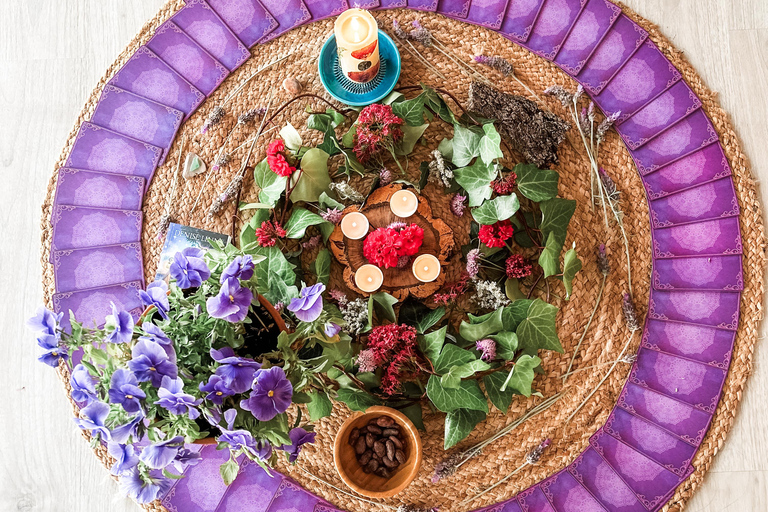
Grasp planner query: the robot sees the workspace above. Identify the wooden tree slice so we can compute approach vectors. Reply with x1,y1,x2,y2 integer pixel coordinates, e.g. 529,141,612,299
330,184,454,300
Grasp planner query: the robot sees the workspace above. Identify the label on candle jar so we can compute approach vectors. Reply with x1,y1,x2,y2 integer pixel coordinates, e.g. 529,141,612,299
334,9,380,83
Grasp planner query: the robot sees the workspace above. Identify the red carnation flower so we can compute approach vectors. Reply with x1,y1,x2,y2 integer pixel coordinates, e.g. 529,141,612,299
363,228,401,269
266,139,295,177
506,254,533,279
353,104,404,163
478,219,515,248
394,223,424,257
254,220,286,247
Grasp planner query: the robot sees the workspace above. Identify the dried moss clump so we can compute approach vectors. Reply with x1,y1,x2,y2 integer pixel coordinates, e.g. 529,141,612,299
468,82,570,169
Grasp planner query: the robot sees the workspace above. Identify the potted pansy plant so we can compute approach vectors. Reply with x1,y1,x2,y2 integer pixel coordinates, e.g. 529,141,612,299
31,243,351,505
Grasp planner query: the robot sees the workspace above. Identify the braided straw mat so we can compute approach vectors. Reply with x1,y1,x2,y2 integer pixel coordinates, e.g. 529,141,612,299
38,2,765,511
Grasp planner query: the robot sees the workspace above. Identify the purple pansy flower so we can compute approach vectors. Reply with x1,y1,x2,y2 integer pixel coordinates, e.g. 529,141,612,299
37,334,69,367
70,364,96,404
128,339,177,387
108,442,139,475
139,280,170,320
199,375,235,405
111,413,144,444
280,427,316,463
119,468,172,504
324,322,342,338
156,376,202,419
73,401,111,441
169,247,211,288
218,429,273,460
105,302,135,344
139,435,185,469
287,283,325,322
206,278,253,323
221,255,255,282
171,448,203,472
240,367,293,421
139,322,176,364
211,347,261,394
108,368,146,413
27,307,62,336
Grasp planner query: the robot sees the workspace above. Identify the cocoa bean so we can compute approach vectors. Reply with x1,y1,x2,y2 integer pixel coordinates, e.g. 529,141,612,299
349,428,360,445
382,428,399,436
376,416,395,428
366,424,382,434
359,451,372,465
366,459,380,473
395,449,406,464
365,433,375,448
390,436,403,449
382,456,398,468
375,467,391,478
373,440,386,457
355,436,366,455
386,439,395,460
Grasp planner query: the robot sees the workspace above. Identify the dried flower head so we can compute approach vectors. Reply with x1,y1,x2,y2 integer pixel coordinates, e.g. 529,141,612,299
491,172,517,195
451,193,467,217
329,289,348,307
428,149,453,188
525,438,551,465
302,235,321,250
409,20,433,47
356,348,377,373
476,338,496,361
596,111,621,143
207,173,244,219
238,107,265,125
505,254,533,279
598,167,620,202
212,153,231,172
620,353,638,364
329,182,365,203
354,103,404,163
202,105,225,134
466,248,481,278
473,280,510,310
157,213,171,240
321,207,344,224
473,55,514,76
622,292,641,332
392,19,409,39
597,244,610,276
432,450,473,483
398,506,439,512
342,298,367,335
544,85,574,108
379,167,392,186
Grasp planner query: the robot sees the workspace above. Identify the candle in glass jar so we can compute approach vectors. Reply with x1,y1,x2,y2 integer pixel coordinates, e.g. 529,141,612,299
340,212,369,240
355,264,384,293
412,254,441,283
334,9,380,84
390,189,419,218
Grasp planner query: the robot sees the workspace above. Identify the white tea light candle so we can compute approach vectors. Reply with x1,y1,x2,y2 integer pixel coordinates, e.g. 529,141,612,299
340,212,370,240
390,189,419,218
355,264,384,293
334,9,380,83
412,254,441,283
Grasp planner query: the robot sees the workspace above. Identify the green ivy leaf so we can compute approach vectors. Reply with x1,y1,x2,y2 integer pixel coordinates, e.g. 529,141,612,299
291,148,331,203
444,408,486,449
562,245,582,299
314,248,331,286
426,376,488,413
489,331,518,359
454,158,498,207
341,123,357,148
434,343,477,374
502,300,533,331
538,232,561,278
319,191,344,211
437,138,453,161
400,403,425,430
419,326,447,366
392,94,426,126
459,308,504,342
220,457,239,486
440,359,491,389
500,355,541,396
250,246,298,305
483,371,515,412
515,164,559,202
516,299,563,353
396,123,429,155
539,197,576,253
382,91,404,104
368,292,398,324
307,390,333,420
479,123,503,165
471,194,520,225
284,207,328,238
400,299,446,334
421,85,458,125
336,388,382,412
505,278,526,301
253,158,288,207
451,124,484,167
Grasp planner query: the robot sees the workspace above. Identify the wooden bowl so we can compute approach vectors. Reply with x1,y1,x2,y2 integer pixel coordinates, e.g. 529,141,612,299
333,405,423,499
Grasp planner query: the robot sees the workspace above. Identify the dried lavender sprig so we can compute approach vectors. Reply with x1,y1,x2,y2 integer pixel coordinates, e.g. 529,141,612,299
473,55,513,76
157,134,186,240
622,292,641,332
596,110,621,143
238,107,266,125
201,106,225,135
597,243,610,276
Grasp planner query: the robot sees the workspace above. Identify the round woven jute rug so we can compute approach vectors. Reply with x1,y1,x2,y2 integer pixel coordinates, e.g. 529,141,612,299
39,2,765,512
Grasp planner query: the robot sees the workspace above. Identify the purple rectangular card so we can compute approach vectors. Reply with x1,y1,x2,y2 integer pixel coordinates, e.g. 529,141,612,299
499,0,545,42
303,0,349,20
648,289,740,330
53,243,145,293
541,470,607,512
438,0,472,18
259,0,313,42
172,0,252,71
51,205,143,254
642,318,735,368
53,281,144,331
630,347,727,413
147,21,229,96
649,177,739,228
109,46,205,118
65,123,162,188
376,0,407,9
633,109,719,175
653,217,742,259
569,447,647,512
618,80,701,150
266,480,319,512
577,15,648,95
91,85,183,164
465,0,510,29
214,459,284,512
643,143,732,200
517,485,556,512
596,40,682,123
653,254,743,292
590,429,691,510
603,408,696,475
554,0,620,76
618,382,714,445
408,0,438,11
162,445,233,512
525,0,588,61
207,0,279,47
53,168,144,211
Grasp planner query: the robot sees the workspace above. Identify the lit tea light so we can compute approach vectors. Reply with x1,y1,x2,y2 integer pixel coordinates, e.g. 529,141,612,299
412,254,441,283
390,189,419,218
341,212,369,240
355,264,384,293
334,9,380,84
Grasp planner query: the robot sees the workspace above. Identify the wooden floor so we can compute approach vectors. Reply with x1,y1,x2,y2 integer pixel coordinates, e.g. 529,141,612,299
1,0,765,510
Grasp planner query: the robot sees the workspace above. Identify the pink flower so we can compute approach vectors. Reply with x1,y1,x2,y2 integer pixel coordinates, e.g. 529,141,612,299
478,220,515,248
475,339,496,361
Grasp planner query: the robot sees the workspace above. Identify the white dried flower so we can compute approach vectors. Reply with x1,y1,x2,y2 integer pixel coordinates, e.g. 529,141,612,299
473,280,510,309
